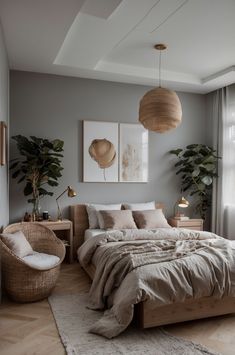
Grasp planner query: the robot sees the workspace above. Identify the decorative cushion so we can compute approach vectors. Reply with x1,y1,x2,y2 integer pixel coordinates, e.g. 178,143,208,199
123,201,155,210
98,210,137,230
86,203,122,228
22,252,60,270
132,209,171,229
1,230,33,258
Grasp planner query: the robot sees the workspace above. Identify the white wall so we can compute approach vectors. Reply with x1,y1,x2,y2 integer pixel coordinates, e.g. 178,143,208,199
0,23,9,229
10,71,206,222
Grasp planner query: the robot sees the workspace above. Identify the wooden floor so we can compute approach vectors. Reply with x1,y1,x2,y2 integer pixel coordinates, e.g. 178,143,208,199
1,263,235,355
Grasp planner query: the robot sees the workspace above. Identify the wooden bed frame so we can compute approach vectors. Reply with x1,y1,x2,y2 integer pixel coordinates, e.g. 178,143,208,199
70,204,235,328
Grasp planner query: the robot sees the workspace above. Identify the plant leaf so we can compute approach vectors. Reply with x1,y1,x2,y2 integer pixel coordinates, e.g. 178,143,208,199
24,183,33,196
10,162,19,170
12,170,21,179
169,149,182,156
201,176,213,185
17,176,25,183
192,168,200,177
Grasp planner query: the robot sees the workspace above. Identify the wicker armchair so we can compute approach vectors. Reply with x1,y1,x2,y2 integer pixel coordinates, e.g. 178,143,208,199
0,222,65,302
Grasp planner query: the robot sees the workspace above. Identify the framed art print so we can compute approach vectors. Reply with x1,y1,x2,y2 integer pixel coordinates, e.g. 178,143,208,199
119,123,148,182
83,120,148,183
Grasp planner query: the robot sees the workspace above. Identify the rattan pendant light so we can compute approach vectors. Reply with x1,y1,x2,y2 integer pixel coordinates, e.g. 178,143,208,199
139,44,182,133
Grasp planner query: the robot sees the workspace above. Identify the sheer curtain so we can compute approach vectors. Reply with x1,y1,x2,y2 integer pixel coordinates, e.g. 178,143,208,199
211,84,235,238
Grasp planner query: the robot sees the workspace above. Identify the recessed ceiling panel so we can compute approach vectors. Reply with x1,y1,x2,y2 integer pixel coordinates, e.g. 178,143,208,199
81,0,123,19
55,0,159,68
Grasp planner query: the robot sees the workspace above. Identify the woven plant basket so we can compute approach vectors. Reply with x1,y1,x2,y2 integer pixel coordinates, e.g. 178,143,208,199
0,223,65,303
139,87,182,133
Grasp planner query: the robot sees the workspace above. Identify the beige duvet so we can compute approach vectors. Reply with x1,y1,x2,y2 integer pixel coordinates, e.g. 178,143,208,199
78,228,235,338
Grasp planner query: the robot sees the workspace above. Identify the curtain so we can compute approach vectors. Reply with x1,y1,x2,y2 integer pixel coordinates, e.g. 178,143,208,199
211,84,235,238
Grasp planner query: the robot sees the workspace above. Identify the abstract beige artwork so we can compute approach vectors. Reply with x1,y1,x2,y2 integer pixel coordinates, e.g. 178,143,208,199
83,121,119,182
119,123,148,182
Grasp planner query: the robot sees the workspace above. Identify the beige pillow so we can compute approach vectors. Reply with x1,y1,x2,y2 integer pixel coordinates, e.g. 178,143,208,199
86,203,122,228
132,209,171,229
1,230,33,258
98,210,137,230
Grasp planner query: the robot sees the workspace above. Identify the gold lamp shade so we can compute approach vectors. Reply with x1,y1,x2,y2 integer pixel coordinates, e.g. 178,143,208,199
89,138,116,169
67,186,76,198
177,196,189,208
139,87,182,133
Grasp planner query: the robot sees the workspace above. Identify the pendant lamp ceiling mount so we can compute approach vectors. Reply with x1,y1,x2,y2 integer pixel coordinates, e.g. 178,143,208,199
154,43,167,51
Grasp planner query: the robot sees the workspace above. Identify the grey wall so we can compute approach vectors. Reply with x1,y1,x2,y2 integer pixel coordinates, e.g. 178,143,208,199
0,24,9,229
10,71,206,222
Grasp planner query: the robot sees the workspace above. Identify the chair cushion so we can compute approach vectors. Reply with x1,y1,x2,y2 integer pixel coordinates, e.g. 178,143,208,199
1,230,33,258
22,252,60,270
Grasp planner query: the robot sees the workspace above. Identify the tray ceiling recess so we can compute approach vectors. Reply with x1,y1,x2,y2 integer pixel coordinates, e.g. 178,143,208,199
0,0,235,93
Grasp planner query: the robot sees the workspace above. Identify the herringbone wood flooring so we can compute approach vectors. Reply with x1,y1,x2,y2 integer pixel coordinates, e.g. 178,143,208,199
0,263,235,355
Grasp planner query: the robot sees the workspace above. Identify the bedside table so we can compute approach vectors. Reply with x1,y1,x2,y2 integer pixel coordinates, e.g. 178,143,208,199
168,218,203,231
33,219,73,263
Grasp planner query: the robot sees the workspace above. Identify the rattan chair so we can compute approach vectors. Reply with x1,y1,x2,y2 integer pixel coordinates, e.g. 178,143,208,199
0,222,65,302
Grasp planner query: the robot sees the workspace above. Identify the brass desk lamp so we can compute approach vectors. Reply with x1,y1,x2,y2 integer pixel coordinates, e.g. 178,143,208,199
56,186,76,221
174,196,189,217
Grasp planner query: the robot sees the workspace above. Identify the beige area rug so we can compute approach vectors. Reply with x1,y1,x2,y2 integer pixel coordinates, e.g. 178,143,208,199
48,293,220,355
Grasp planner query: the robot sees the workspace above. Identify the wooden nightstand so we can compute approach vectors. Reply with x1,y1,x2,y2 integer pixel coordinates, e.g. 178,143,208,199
34,219,73,263
168,218,203,231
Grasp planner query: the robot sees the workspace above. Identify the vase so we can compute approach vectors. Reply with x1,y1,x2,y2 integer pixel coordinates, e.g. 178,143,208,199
32,197,41,221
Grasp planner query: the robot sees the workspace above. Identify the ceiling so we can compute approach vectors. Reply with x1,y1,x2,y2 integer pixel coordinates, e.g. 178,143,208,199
0,0,235,93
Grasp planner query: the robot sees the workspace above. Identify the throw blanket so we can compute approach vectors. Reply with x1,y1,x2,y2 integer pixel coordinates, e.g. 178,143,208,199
78,228,235,338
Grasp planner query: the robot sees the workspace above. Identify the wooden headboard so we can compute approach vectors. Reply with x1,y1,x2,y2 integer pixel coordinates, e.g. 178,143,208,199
70,202,165,258
70,204,89,256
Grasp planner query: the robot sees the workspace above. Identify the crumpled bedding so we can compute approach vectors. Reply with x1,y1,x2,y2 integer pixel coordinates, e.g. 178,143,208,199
78,228,235,338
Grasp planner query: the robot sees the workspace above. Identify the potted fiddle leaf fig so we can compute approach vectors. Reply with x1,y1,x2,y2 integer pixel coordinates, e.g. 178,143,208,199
10,135,64,219
169,144,220,219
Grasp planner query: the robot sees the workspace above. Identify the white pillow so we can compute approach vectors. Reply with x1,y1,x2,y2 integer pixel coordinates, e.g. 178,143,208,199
86,203,122,228
123,201,155,211
1,230,33,258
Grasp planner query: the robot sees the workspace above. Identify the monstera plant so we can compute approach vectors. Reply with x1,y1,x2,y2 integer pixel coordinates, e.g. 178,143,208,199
170,144,220,219
10,135,64,219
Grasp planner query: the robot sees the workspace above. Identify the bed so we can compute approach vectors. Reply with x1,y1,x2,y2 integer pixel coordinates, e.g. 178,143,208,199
70,204,235,338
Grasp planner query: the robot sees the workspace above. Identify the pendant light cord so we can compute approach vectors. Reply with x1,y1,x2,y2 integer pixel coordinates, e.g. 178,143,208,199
159,50,162,87
103,168,106,181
